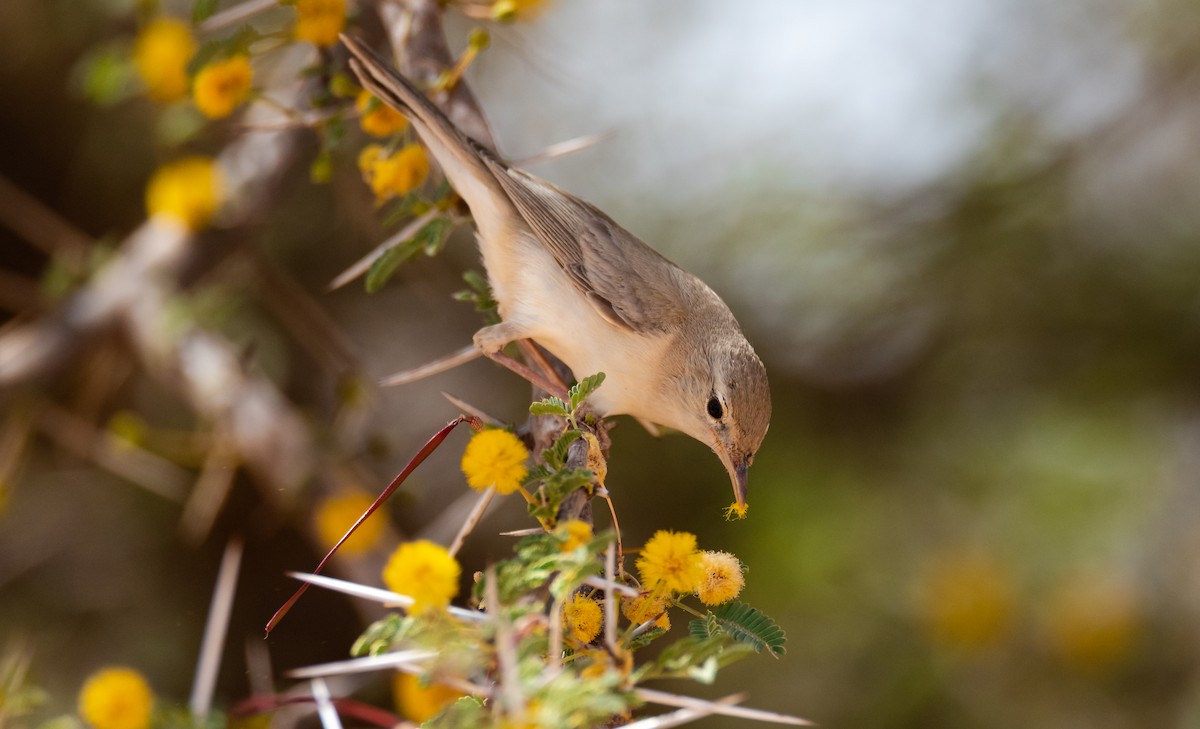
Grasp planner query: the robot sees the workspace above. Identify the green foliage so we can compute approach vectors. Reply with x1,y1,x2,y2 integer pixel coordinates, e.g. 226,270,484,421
528,396,569,418
424,696,487,728
568,372,605,411
452,270,498,321
529,372,605,428
364,218,451,293
351,613,410,656
72,43,136,106
688,600,787,658
191,0,221,23
542,429,582,470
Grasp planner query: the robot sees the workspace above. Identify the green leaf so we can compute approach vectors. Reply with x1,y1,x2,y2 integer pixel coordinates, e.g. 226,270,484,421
693,601,787,657
192,0,221,23
72,43,136,106
309,148,333,184
364,237,423,293
350,613,408,656
529,396,569,417
186,38,224,76
416,217,451,256
568,372,606,411
542,429,582,469
628,626,667,650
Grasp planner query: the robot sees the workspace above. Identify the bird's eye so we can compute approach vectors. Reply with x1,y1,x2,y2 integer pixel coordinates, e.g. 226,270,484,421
707,396,724,420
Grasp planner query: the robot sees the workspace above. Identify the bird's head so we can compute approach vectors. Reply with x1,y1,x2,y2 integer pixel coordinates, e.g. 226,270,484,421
659,337,771,510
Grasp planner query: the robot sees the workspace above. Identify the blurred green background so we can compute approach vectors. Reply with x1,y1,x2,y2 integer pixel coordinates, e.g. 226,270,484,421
3,0,1200,728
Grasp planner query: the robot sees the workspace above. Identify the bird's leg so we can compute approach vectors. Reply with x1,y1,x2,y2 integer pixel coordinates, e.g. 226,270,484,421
516,340,570,393
475,322,570,401
482,349,569,401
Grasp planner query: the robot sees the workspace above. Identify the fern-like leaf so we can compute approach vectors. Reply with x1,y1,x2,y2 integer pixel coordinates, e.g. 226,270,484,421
529,396,569,417
568,372,606,411
693,601,786,658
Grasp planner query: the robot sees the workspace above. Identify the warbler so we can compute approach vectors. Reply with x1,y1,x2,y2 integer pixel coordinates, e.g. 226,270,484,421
343,36,771,508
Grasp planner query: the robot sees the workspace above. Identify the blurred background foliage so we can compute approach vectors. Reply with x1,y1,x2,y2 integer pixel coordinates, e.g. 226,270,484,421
2,0,1200,728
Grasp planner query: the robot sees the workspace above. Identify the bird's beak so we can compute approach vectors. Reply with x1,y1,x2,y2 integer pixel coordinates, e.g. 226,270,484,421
719,450,751,509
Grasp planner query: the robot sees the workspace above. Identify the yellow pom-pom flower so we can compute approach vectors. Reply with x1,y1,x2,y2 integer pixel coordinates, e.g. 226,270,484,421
356,90,409,137
145,156,224,231
1046,573,1139,673
621,593,670,631
314,491,384,556
133,18,195,103
392,672,463,723
293,0,346,46
636,530,703,594
193,55,253,119
695,550,745,606
460,428,529,495
383,540,461,615
723,501,748,520
78,667,154,729
357,144,430,205
919,552,1015,651
562,593,602,644
557,519,592,552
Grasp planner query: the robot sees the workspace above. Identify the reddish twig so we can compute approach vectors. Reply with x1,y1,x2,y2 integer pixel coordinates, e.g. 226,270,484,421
265,414,481,634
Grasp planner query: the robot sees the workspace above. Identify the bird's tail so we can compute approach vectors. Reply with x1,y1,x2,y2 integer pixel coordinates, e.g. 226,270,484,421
341,34,508,218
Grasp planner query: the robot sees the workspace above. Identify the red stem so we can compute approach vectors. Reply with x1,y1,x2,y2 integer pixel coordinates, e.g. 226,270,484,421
265,415,481,635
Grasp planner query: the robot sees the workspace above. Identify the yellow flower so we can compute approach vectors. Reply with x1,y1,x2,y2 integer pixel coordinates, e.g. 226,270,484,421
557,519,592,552
636,530,703,594
392,672,463,723
133,18,195,103
490,0,549,22
293,0,346,46
193,56,253,119
1046,573,1139,673
357,144,430,205
621,593,670,631
314,491,384,556
723,501,748,520
695,550,744,606
562,594,602,644
919,553,1015,651
356,90,409,137
382,540,461,615
145,156,224,230
459,428,529,495
78,667,154,729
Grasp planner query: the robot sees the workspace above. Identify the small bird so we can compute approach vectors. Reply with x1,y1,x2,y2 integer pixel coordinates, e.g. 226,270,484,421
344,36,771,509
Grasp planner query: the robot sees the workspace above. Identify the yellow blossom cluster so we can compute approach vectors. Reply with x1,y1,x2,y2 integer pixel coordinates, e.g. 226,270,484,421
133,18,195,103
193,56,253,119
621,592,670,631
696,550,745,606
314,490,385,556
625,532,746,631
459,427,528,495
919,552,1015,651
78,668,154,729
557,519,592,552
293,0,346,46
382,539,461,615
357,144,430,205
636,530,705,594
392,671,464,723
145,156,224,231
562,593,603,644
357,90,410,137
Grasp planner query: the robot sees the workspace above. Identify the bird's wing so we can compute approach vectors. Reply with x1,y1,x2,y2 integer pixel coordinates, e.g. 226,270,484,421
486,162,686,334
